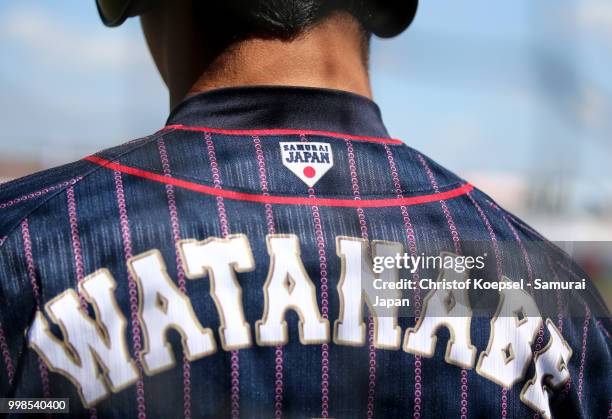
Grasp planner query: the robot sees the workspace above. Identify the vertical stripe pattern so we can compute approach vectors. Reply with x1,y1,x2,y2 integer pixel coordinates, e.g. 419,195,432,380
548,259,573,402
502,214,547,418
113,171,147,419
505,218,546,371
466,192,507,417
157,138,192,419
417,154,469,419
204,133,241,419
66,185,98,419
252,135,284,419
383,144,423,418
300,134,331,418
558,262,594,407
344,139,377,419
0,321,14,385
20,219,51,398
578,306,591,404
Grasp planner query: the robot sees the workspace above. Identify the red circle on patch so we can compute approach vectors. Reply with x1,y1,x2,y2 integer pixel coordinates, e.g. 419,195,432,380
303,166,316,178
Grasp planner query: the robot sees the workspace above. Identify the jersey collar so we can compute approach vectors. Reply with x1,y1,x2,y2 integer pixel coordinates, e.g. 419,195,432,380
166,86,391,139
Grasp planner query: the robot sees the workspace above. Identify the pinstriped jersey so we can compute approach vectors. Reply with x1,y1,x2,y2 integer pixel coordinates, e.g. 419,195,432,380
0,86,610,418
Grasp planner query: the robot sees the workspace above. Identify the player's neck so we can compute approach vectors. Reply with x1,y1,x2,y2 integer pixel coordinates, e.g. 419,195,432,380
170,12,372,109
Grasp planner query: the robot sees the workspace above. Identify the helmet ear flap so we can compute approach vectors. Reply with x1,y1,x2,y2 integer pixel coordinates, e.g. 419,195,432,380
96,0,132,27
363,0,418,38
96,0,154,27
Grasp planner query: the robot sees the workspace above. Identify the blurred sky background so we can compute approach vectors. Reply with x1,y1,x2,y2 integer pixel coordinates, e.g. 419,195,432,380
1,0,611,244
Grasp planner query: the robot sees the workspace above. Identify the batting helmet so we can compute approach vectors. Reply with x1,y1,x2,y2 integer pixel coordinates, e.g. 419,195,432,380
96,0,418,38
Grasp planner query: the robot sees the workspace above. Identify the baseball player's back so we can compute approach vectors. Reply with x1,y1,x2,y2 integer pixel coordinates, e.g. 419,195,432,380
0,86,610,418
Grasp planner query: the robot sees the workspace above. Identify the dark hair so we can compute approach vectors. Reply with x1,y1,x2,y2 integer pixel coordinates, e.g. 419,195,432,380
195,0,372,43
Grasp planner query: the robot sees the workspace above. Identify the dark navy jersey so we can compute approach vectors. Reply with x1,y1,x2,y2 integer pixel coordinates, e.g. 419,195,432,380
0,86,610,418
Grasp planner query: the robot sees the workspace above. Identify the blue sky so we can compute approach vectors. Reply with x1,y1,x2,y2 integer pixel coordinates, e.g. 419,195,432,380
1,0,611,215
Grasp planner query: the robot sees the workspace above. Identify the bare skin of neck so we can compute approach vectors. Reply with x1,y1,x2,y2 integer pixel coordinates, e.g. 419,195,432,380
141,9,371,109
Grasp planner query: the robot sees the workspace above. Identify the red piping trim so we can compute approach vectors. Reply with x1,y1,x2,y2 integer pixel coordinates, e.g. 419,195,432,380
163,124,404,145
85,155,473,208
